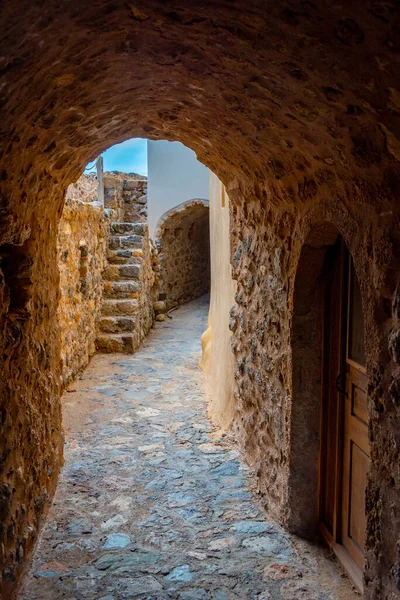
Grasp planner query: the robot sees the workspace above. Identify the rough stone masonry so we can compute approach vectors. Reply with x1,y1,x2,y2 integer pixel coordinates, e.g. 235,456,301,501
155,199,210,311
0,2,399,599
58,178,108,386
57,172,156,384
20,297,358,600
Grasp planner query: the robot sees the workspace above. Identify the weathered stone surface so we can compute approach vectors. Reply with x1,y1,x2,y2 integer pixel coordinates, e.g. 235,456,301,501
389,377,400,406
104,263,141,281
66,173,99,204
96,215,156,354
57,193,108,385
155,200,210,310
0,2,400,598
104,173,147,224
388,329,400,363
95,334,135,353
19,298,356,600
103,533,131,549
101,299,138,316
104,281,140,299
98,316,137,333
0,484,12,521
154,300,167,313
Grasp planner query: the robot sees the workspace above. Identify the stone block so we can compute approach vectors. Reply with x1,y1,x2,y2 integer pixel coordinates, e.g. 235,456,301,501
122,235,143,249
101,299,138,316
154,300,166,313
118,264,140,280
99,316,137,333
95,334,135,353
104,265,120,281
104,281,140,299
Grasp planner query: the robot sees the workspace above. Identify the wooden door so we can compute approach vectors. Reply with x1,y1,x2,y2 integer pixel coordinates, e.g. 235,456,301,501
319,240,345,543
320,240,369,592
341,258,369,571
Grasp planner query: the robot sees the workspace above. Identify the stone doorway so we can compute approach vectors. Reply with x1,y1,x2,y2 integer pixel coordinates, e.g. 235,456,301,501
288,225,369,593
320,237,369,592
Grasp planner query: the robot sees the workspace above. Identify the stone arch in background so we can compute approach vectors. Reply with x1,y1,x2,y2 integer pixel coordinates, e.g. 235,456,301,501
154,199,210,310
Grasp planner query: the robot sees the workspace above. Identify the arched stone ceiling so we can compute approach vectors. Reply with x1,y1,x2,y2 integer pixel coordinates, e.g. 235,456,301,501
0,6,400,599
1,0,399,241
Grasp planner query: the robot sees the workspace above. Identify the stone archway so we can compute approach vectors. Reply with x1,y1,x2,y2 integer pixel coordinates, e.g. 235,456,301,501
287,221,375,591
1,3,400,598
154,199,210,310
287,222,341,538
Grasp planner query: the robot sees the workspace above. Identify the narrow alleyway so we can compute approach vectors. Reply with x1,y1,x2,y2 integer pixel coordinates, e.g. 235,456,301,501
20,297,358,600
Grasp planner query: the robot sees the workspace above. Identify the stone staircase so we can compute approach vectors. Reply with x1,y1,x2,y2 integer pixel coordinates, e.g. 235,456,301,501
95,222,152,353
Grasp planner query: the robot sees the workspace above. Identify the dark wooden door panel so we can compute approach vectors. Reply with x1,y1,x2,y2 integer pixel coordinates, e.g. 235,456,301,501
319,241,369,591
320,240,345,539
349,441,368,553
341,261,369,572
352,382,368,424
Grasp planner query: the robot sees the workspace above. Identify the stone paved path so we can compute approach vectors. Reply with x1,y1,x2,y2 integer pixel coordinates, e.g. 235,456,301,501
20,296,358,600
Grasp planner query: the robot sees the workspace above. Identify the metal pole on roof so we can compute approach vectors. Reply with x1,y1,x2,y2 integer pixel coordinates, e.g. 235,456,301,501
96,155,104,206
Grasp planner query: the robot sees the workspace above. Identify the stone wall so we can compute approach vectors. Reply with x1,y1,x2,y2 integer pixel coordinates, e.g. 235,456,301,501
227,188,400,599
65,172,98,203
104,172,147,223
95,172,156,353
155,200,210,311
96,222,157,353
57,194,108,386
135,227,157,343
2,3,400,598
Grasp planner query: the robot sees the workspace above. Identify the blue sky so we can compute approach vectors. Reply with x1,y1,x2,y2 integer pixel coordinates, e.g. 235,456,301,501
85,138,148,175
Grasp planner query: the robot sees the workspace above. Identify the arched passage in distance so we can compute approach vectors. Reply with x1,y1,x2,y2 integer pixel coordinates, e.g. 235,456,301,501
154,199,210,309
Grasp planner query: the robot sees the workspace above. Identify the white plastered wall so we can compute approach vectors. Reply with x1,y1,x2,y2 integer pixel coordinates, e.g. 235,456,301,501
147,140,209,237
200,172,237,430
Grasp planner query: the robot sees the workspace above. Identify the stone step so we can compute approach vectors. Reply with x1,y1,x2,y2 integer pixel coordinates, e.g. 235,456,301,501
104,264,141,281
111,222,147,236
103,280,140,299
95,333,136,354
107,249,143,265
109,234,145,251
98,316,137,333
101,299,138,316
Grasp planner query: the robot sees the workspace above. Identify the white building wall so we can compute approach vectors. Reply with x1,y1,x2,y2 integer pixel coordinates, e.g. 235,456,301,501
147,140,209,237
200,173,237,430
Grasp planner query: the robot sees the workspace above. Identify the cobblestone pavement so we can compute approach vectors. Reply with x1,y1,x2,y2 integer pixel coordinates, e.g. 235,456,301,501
20,296,359,600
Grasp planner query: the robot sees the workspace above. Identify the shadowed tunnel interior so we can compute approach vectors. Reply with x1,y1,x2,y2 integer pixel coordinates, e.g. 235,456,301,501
0,2,400,598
